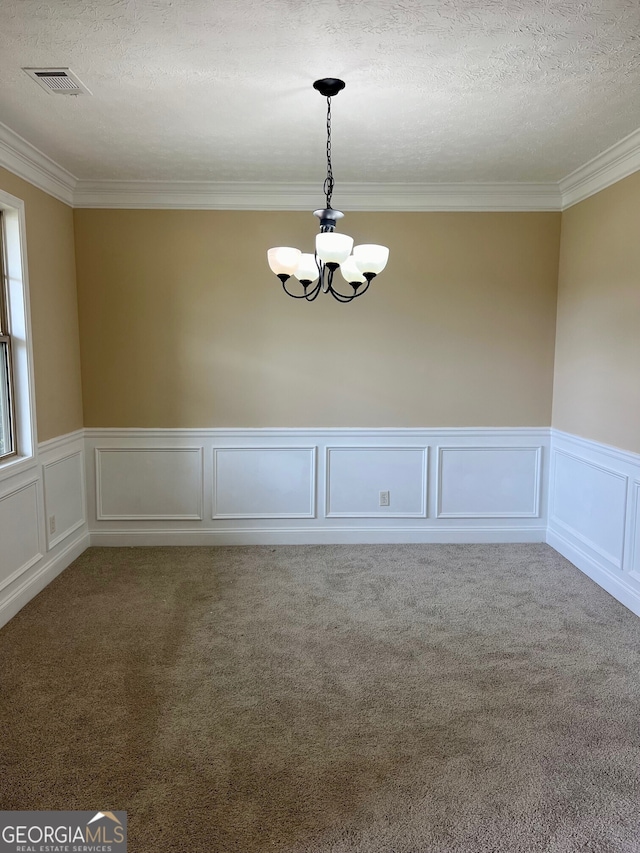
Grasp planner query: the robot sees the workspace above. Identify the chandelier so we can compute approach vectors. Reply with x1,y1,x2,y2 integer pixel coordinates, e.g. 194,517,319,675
267,79,389,303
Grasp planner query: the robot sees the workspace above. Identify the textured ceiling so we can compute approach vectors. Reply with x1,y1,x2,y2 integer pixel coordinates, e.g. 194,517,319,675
1,0,640,184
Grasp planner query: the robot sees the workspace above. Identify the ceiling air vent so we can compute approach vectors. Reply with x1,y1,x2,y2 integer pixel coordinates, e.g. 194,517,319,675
23,67,91,95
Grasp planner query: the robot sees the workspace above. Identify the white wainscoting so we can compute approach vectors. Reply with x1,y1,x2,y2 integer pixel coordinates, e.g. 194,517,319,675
0,429,89,629
547,430,640,617
436,446,541,518
629,482,640,584
326,447,428,518
0,478,42,594
96,447,203,520
43,449,86,549
85,428,549,545
4,426,640,627
213,447,316,519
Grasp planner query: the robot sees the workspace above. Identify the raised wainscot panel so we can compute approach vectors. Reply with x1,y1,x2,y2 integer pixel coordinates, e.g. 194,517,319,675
213,447,316,518
96,447,203,520
0,480,42,593
437,446,541,518
550,450,627,569
43,451,86,550
326,447,427,518
626,481,640,583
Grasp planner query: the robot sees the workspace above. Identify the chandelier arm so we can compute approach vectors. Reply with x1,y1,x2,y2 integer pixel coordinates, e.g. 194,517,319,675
281,279,314,299
305,282,323,301
326,281,358,302
328,265,339,293
326,275,372,301
321,264,333,293
328,288,356,303
348,279,372,299
325,272,356,302
313,253,330,294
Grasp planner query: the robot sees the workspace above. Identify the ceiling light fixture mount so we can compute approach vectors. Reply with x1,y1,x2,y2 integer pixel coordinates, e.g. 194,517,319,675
312,77,345,98
267,79,389,303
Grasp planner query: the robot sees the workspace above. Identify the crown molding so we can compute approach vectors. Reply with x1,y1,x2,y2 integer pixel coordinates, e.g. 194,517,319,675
72,179,562,211
1,114,639,211
0,121,76,206
559,126,640,209
73,180,320,210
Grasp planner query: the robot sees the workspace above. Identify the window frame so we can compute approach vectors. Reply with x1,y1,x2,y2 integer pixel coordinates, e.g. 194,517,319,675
0,189,37,483
0,210,18,461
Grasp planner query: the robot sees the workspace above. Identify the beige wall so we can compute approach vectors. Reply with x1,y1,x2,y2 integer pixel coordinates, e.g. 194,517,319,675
0,167,83,442
74,209,560,428
5,149,639,448
553,171,640,455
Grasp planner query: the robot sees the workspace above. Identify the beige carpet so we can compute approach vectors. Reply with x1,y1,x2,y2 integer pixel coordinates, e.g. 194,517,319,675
1,544,640,852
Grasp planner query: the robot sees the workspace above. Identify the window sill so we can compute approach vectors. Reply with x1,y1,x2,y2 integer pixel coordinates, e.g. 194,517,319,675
0,451,37,486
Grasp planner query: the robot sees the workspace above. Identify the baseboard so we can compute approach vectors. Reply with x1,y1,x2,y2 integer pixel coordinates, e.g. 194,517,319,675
90,525,548,547
0,531,90,629
547,528,640,618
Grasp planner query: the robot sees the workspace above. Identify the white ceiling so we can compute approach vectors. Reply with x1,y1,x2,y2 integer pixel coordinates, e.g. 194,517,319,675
1,0,640,194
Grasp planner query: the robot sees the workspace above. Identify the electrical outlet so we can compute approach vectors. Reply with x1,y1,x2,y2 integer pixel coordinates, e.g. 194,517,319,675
49,515,56,535
379,490,390,507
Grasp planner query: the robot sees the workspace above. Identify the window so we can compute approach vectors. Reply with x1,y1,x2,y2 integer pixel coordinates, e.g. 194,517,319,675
0,211,17,460
0,190,36,479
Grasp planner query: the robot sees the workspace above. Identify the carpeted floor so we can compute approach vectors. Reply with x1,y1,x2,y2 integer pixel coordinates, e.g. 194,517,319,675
1,544,640,852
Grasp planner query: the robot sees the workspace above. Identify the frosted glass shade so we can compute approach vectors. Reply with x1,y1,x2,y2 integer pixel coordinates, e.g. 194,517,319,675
315,232,354,265
340,256,366,284
267,247,302,277
353,244,389,276
294,253,319,283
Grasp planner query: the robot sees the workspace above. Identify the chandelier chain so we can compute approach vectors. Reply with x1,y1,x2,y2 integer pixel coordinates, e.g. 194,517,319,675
323,96,334,209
